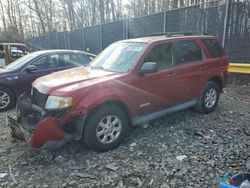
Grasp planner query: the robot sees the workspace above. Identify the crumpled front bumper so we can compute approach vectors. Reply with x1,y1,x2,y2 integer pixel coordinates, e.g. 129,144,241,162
7,93,76,150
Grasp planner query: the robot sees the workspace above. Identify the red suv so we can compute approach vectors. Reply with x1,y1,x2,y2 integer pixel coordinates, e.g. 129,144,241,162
8,34,229,152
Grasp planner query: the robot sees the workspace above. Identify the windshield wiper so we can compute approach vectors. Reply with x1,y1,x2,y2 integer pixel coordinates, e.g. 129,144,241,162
90,65,106,70
90,65,120,73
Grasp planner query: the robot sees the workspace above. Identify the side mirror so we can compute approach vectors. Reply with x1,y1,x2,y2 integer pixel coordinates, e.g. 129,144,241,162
25,65,38,72
139,62,158,74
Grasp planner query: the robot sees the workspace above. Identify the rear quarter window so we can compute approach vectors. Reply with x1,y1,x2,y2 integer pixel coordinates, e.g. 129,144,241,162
173,40,203,65
203,39,224,58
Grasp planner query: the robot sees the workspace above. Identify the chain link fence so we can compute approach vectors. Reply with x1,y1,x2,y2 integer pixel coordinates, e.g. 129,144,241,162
25,0,250,63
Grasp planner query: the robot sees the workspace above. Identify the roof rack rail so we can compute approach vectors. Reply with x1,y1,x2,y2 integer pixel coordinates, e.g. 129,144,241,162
165,32,193,37
137,31,209,38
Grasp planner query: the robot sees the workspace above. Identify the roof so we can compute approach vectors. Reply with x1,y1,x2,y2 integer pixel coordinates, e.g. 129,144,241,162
31,49,96,56
121,35,217,44
0,42,26,46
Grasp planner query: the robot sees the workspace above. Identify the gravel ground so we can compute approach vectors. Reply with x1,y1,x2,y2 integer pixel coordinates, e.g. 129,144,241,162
0,84,249,188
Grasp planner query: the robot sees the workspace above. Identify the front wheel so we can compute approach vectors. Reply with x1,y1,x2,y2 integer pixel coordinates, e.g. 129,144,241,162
196,81,220,114
0,87,15,112
83,105,129,152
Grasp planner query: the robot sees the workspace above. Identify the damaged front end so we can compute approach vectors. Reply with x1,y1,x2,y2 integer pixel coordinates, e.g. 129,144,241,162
7,91,85,150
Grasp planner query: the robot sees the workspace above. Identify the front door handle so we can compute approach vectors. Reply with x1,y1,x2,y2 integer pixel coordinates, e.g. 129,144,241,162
168,73,176,78
200,65,208,70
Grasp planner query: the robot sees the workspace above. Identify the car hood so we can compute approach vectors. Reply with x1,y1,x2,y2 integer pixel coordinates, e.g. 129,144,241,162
0,68,13,74
0,68,18,78
33,67,122,95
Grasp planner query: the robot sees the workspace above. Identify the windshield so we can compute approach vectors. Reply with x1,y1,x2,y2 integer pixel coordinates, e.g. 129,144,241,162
90,42,146,73
4,53,36,71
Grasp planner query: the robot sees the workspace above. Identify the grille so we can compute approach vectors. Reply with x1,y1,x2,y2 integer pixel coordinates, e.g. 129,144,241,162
32,88,48,108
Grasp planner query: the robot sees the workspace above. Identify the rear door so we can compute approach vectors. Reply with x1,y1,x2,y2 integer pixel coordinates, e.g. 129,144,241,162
169,39,206,101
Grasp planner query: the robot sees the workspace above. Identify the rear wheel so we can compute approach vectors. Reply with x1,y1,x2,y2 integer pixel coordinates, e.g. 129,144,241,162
196,81,220,114
0,86,15,112
83,104,129,152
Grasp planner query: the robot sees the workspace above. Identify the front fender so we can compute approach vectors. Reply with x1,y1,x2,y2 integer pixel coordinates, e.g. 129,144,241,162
77,87,136,117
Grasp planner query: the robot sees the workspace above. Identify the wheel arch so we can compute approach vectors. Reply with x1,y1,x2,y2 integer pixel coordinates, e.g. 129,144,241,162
0,84,17,101
85,100,132,126
207,76,223,92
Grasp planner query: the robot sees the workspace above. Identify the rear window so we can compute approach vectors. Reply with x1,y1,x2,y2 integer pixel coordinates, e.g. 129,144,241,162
203,39,224,58
173,40,203,65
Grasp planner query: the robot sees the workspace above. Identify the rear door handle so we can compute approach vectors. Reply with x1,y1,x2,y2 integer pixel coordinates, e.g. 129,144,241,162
168,73,176,78
200,65,208,70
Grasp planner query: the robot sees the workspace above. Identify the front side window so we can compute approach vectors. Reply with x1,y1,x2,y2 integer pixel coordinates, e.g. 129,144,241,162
173,40,203,65
4,53,36,70
32,54,60,69
90,42,146,73
144,43,173,70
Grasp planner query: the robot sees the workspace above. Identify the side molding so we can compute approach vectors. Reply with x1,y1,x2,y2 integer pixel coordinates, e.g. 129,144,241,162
132,99,198,125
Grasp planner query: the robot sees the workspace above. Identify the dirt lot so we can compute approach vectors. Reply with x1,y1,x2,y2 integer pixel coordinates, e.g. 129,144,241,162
0,84,249,188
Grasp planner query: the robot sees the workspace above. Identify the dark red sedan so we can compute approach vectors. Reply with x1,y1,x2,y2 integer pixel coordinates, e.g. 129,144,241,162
0,50,95,111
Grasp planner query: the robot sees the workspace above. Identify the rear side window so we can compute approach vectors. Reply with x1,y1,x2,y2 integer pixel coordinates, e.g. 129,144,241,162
58,53,91,67
203,39,224,58
68,54,90,66
173,40,202,65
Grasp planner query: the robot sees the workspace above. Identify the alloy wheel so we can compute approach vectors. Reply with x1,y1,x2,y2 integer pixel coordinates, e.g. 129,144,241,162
0,91,10,109
204,88,217,108
96,115,122,144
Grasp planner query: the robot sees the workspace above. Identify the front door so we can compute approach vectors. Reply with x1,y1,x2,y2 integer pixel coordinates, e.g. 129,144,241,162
18,54,66,94
132,42,178,115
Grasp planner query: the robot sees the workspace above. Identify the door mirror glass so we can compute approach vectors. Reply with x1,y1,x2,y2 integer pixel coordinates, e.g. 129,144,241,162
139,62,158,74
25,65,38,72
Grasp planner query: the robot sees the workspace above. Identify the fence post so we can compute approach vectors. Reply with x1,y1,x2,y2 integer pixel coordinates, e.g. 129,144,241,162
163,11,167,33
100,24,103,51
39,37,42,50
124,15,129,39
67,32,71,49
57,32,59,49
63,32,67,49
49,35,51,49
82,29,85,51
123,16,125,39
222,0,230,48
123,15,128,39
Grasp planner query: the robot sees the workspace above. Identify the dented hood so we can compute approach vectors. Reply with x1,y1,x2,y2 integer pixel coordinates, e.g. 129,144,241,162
33,67,120,94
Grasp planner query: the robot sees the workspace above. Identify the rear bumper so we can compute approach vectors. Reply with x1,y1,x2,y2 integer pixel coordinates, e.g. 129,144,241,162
7,93,85,150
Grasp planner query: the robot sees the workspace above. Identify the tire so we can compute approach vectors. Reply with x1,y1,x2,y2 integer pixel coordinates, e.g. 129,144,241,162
83,104,129,152
0,86,15,112
195,81,220,114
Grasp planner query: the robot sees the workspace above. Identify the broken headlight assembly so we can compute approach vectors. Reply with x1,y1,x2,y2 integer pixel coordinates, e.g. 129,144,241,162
45,95,73,110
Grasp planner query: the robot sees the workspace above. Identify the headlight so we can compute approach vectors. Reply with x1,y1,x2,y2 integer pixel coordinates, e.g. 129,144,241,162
45,95,73,110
